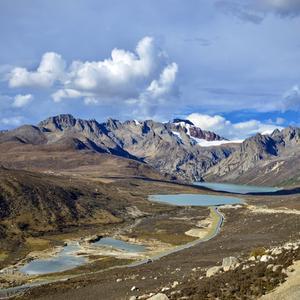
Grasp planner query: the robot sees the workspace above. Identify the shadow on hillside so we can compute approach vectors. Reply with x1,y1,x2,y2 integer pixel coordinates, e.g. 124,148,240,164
100,176,300,196
246,187,300,196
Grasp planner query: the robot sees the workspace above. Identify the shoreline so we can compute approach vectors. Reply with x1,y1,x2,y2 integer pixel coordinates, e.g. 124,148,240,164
0,206,224,299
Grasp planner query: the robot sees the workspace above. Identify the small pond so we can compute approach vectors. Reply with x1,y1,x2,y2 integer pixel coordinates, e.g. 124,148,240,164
93,237,145,253
19,243,86,275
149,194,243,206
194,182,281,194
19,238,146,275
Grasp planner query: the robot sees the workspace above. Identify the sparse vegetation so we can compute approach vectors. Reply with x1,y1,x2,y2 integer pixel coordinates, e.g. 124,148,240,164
250,247,266,258
174,245,300,300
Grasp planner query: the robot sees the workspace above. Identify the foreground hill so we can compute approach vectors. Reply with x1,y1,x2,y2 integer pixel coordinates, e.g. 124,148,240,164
0,167,125,241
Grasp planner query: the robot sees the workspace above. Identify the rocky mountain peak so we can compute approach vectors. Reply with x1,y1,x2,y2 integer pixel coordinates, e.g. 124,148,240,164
106,118,121,130
172,118,194,126
241,133,279,156
38,114,77,131
281,126,300,142
189,127,225,141
170,119,226,142
38,114,106,136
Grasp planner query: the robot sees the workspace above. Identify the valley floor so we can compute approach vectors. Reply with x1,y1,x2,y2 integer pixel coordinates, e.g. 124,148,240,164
1,178,298,300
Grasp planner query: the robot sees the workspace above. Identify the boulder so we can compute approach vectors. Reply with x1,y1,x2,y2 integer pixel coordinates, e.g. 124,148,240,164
260,255,272,262
147,293,169,300
272,265,282,272
139,294,155,299
206,266,223,277
271,248,283,256
283,243,294,250
222,256,239,271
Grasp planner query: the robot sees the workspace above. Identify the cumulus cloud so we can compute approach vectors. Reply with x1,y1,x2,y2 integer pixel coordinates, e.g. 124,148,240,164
216,0,300,23
9,52,66,88
7,37,178,117
12,94,33,108
65,36,161,96
187,113,282,140
51,89,87,103
129,62,179,118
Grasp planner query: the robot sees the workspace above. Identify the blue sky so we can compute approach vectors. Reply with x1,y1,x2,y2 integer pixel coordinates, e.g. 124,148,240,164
0,0,300,139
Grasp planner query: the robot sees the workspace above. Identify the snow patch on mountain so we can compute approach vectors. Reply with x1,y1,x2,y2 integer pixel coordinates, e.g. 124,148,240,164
172,131,183,143
191,137,244,147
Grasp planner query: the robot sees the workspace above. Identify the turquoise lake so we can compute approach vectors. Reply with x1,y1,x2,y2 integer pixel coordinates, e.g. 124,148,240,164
19,243,86,275
149,194,243,206
194,182,281,194
93,237,145,252
20,238,146,275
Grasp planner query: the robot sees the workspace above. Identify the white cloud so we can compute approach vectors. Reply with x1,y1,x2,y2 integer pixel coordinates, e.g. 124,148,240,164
187,113,230,132
12,94,33,108
275,117,285,125
187,113,282,140
51,88,88,103
7,37,178,117
68,36,160,95
129,62,178,118
83,97,99,105
146,63,178,98
0,116,24,126
9,52,66,88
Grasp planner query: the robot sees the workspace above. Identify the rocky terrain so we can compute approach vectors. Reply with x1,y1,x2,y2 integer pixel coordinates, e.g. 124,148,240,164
1,114,300,185
0,115,236,181
205,127,300,186
107,240,300,300
168,240,300,300
0,167,124,240
11,195,299,300
0,114,300,300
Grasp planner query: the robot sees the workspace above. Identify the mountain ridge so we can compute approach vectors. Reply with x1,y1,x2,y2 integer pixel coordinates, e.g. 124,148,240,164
1,114,300,185
0,114,235,181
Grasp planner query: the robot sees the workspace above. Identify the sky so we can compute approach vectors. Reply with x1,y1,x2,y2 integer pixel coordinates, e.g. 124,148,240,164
0,0,300,139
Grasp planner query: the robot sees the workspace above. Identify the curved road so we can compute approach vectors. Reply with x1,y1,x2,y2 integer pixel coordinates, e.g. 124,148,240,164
0,206,224,299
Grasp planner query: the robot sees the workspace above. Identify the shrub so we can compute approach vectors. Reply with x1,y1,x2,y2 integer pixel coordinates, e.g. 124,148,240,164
250,247,266,257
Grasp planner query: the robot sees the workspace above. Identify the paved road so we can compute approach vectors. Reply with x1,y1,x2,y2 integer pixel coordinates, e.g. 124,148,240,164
0,206,224,299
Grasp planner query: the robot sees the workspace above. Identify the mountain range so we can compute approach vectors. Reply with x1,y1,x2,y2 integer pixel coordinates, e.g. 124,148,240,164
1,114,300,186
